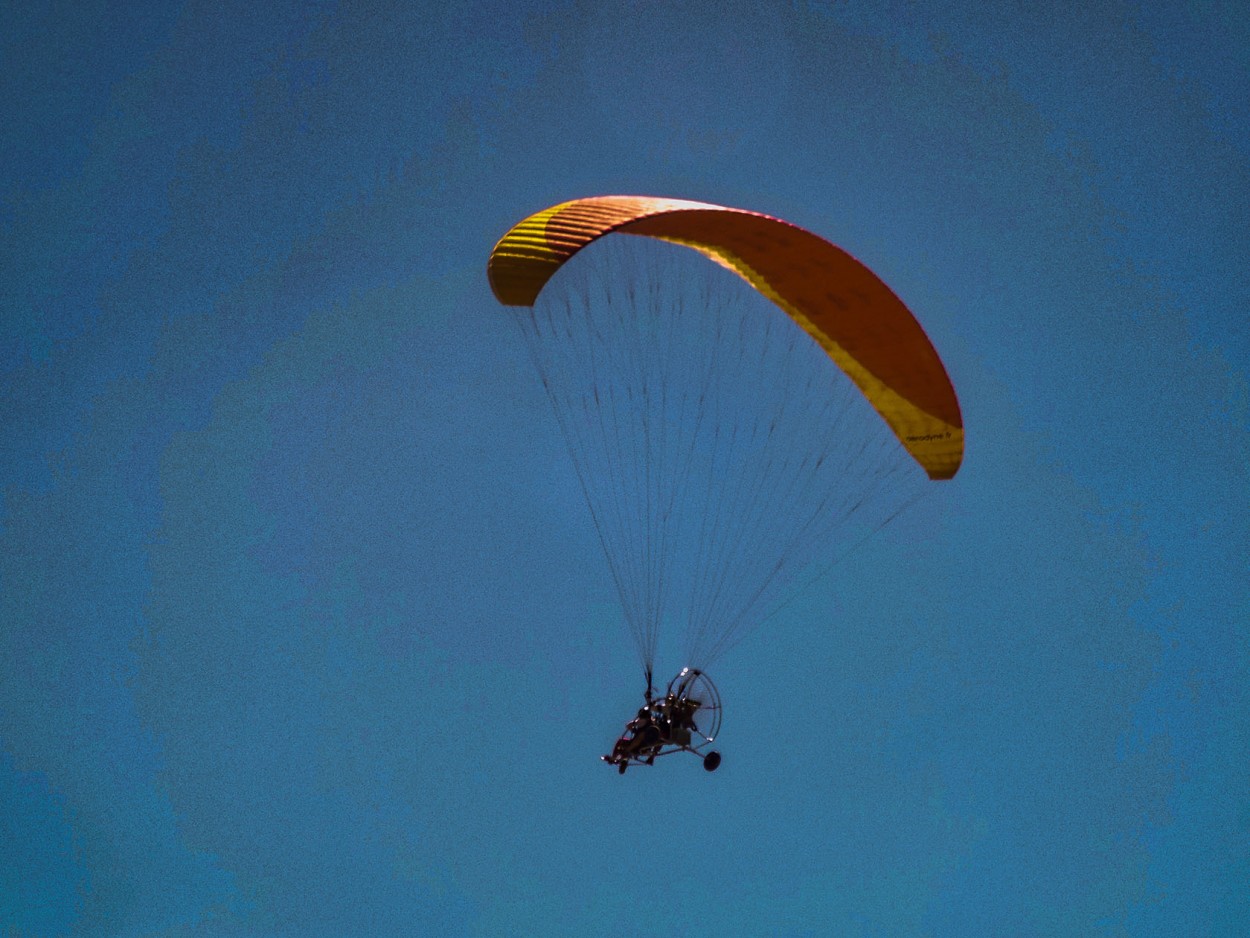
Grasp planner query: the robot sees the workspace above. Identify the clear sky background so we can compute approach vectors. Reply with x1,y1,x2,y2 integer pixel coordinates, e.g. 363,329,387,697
2,2,1246,935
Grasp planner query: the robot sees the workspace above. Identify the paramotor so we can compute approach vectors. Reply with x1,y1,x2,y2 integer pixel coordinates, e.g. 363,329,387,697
488,196,962,770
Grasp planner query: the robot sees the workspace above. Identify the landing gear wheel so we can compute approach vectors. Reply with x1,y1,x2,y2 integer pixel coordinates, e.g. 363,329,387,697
618,762,627,775
703,751,721,772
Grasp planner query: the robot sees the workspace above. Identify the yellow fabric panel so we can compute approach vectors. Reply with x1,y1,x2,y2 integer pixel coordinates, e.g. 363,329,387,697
488,197,711,305
488,196,963,479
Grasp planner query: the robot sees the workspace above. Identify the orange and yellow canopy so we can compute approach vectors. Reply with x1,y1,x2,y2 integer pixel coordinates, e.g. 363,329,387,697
488,195,963,480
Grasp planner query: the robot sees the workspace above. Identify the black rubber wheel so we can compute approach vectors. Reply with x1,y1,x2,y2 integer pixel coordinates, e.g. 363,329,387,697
618,762,627,775
702,751,721,772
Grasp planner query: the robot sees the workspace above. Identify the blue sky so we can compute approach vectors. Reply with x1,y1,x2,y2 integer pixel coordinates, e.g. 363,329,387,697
2,2,1246,935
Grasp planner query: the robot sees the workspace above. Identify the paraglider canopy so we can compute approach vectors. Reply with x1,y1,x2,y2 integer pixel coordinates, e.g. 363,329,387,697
489,195,963,480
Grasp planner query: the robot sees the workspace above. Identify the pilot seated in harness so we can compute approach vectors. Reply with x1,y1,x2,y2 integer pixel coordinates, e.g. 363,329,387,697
602,704,662,774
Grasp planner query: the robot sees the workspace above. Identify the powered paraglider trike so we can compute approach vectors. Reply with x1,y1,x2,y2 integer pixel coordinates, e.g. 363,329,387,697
601,668,723,774
487,195,963,775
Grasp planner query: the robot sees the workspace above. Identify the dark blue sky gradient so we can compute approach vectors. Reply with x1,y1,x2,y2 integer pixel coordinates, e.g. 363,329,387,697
2,2,1246,935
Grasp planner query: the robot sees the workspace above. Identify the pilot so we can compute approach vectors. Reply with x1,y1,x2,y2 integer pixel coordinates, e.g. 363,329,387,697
603,706,661,772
